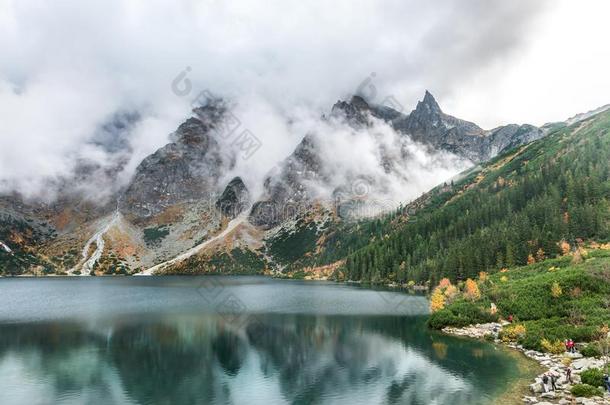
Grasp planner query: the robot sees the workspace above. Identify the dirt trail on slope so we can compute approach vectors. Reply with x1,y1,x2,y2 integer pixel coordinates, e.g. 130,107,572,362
137,213,249,275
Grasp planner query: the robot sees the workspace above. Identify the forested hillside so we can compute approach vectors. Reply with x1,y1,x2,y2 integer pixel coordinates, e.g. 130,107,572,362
311,110,610,285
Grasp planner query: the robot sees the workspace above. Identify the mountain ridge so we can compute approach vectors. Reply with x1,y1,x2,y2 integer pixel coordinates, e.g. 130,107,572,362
2,93,607,276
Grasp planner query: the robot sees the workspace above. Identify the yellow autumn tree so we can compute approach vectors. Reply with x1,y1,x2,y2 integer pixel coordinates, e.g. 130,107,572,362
527,254,536,265
478,271,488,282
430,288,446,312
551,282,562,298
464,278,481,301
444,284,458,301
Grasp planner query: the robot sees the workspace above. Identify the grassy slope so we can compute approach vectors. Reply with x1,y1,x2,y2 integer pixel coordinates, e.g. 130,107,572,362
429,248,610,352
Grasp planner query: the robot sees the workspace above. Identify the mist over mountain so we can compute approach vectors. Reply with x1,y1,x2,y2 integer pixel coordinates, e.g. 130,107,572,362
1,0,573,201
0,89,559,274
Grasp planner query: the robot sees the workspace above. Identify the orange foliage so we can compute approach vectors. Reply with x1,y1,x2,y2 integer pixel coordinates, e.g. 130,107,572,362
464,278,481,301
559,240,571,255
438,278,451,289
444,284,458,301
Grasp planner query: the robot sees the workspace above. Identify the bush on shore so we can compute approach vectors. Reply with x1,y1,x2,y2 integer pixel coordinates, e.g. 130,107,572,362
570,384,603,398
581,368,604,388
580,343,602,357
428,300,498,329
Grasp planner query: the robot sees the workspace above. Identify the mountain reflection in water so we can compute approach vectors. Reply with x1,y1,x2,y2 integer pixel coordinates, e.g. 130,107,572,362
0,277,526,405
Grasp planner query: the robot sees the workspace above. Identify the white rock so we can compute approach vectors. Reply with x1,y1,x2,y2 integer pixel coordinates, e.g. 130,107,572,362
572,358,602,370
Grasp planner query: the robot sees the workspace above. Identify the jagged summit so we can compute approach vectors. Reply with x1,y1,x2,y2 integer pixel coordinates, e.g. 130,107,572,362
216,177,250,219
330,95,373,126
330,94,403,125
416,90,442,114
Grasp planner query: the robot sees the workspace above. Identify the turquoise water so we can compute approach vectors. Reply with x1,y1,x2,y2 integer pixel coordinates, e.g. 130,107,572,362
0,276,527,404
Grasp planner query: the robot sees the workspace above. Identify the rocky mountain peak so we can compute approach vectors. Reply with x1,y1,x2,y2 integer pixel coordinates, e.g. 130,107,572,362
120,110,228,220
412,90,442,118
330,95,372,126
216,177,250,219
349,95,371,110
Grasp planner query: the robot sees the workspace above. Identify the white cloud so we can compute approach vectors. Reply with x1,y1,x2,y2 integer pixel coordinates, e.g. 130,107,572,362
1,0,608,200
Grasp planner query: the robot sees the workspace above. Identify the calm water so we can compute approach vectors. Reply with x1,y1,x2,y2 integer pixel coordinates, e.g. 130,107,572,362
0,276,531,405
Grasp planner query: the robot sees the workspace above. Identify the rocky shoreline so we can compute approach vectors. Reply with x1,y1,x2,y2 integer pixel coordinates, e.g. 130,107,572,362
443,323,610,405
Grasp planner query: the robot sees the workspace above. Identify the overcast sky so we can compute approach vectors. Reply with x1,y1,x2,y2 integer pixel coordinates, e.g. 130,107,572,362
1,0,610,198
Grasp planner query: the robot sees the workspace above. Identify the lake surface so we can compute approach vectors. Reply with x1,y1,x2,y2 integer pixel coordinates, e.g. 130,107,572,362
0,276,532,405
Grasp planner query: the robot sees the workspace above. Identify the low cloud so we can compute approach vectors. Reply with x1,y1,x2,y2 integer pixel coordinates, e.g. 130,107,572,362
0,0,553,201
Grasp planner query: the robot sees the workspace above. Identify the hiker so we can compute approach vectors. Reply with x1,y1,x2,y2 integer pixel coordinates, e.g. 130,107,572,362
604,374,610,392
568,339,574,353
507,314,513,323
566,367,572,384
550,373,557,391
564,339,570,352
542,374,549,393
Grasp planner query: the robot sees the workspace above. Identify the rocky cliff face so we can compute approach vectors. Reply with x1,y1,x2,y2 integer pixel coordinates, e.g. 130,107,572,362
216,177,250,219
121,104,230,220
250,135,325,228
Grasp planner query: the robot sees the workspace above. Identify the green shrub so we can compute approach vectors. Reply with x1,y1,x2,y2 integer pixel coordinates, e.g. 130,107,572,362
143,226,170,246
581,368,604,388
451,301,499,323
427,300,498,329
516,318,602,350
570,384,603,398
581,344,601,358
428,309,460,329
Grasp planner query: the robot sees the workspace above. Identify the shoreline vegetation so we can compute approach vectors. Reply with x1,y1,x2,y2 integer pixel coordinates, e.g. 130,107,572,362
427,246,610,404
